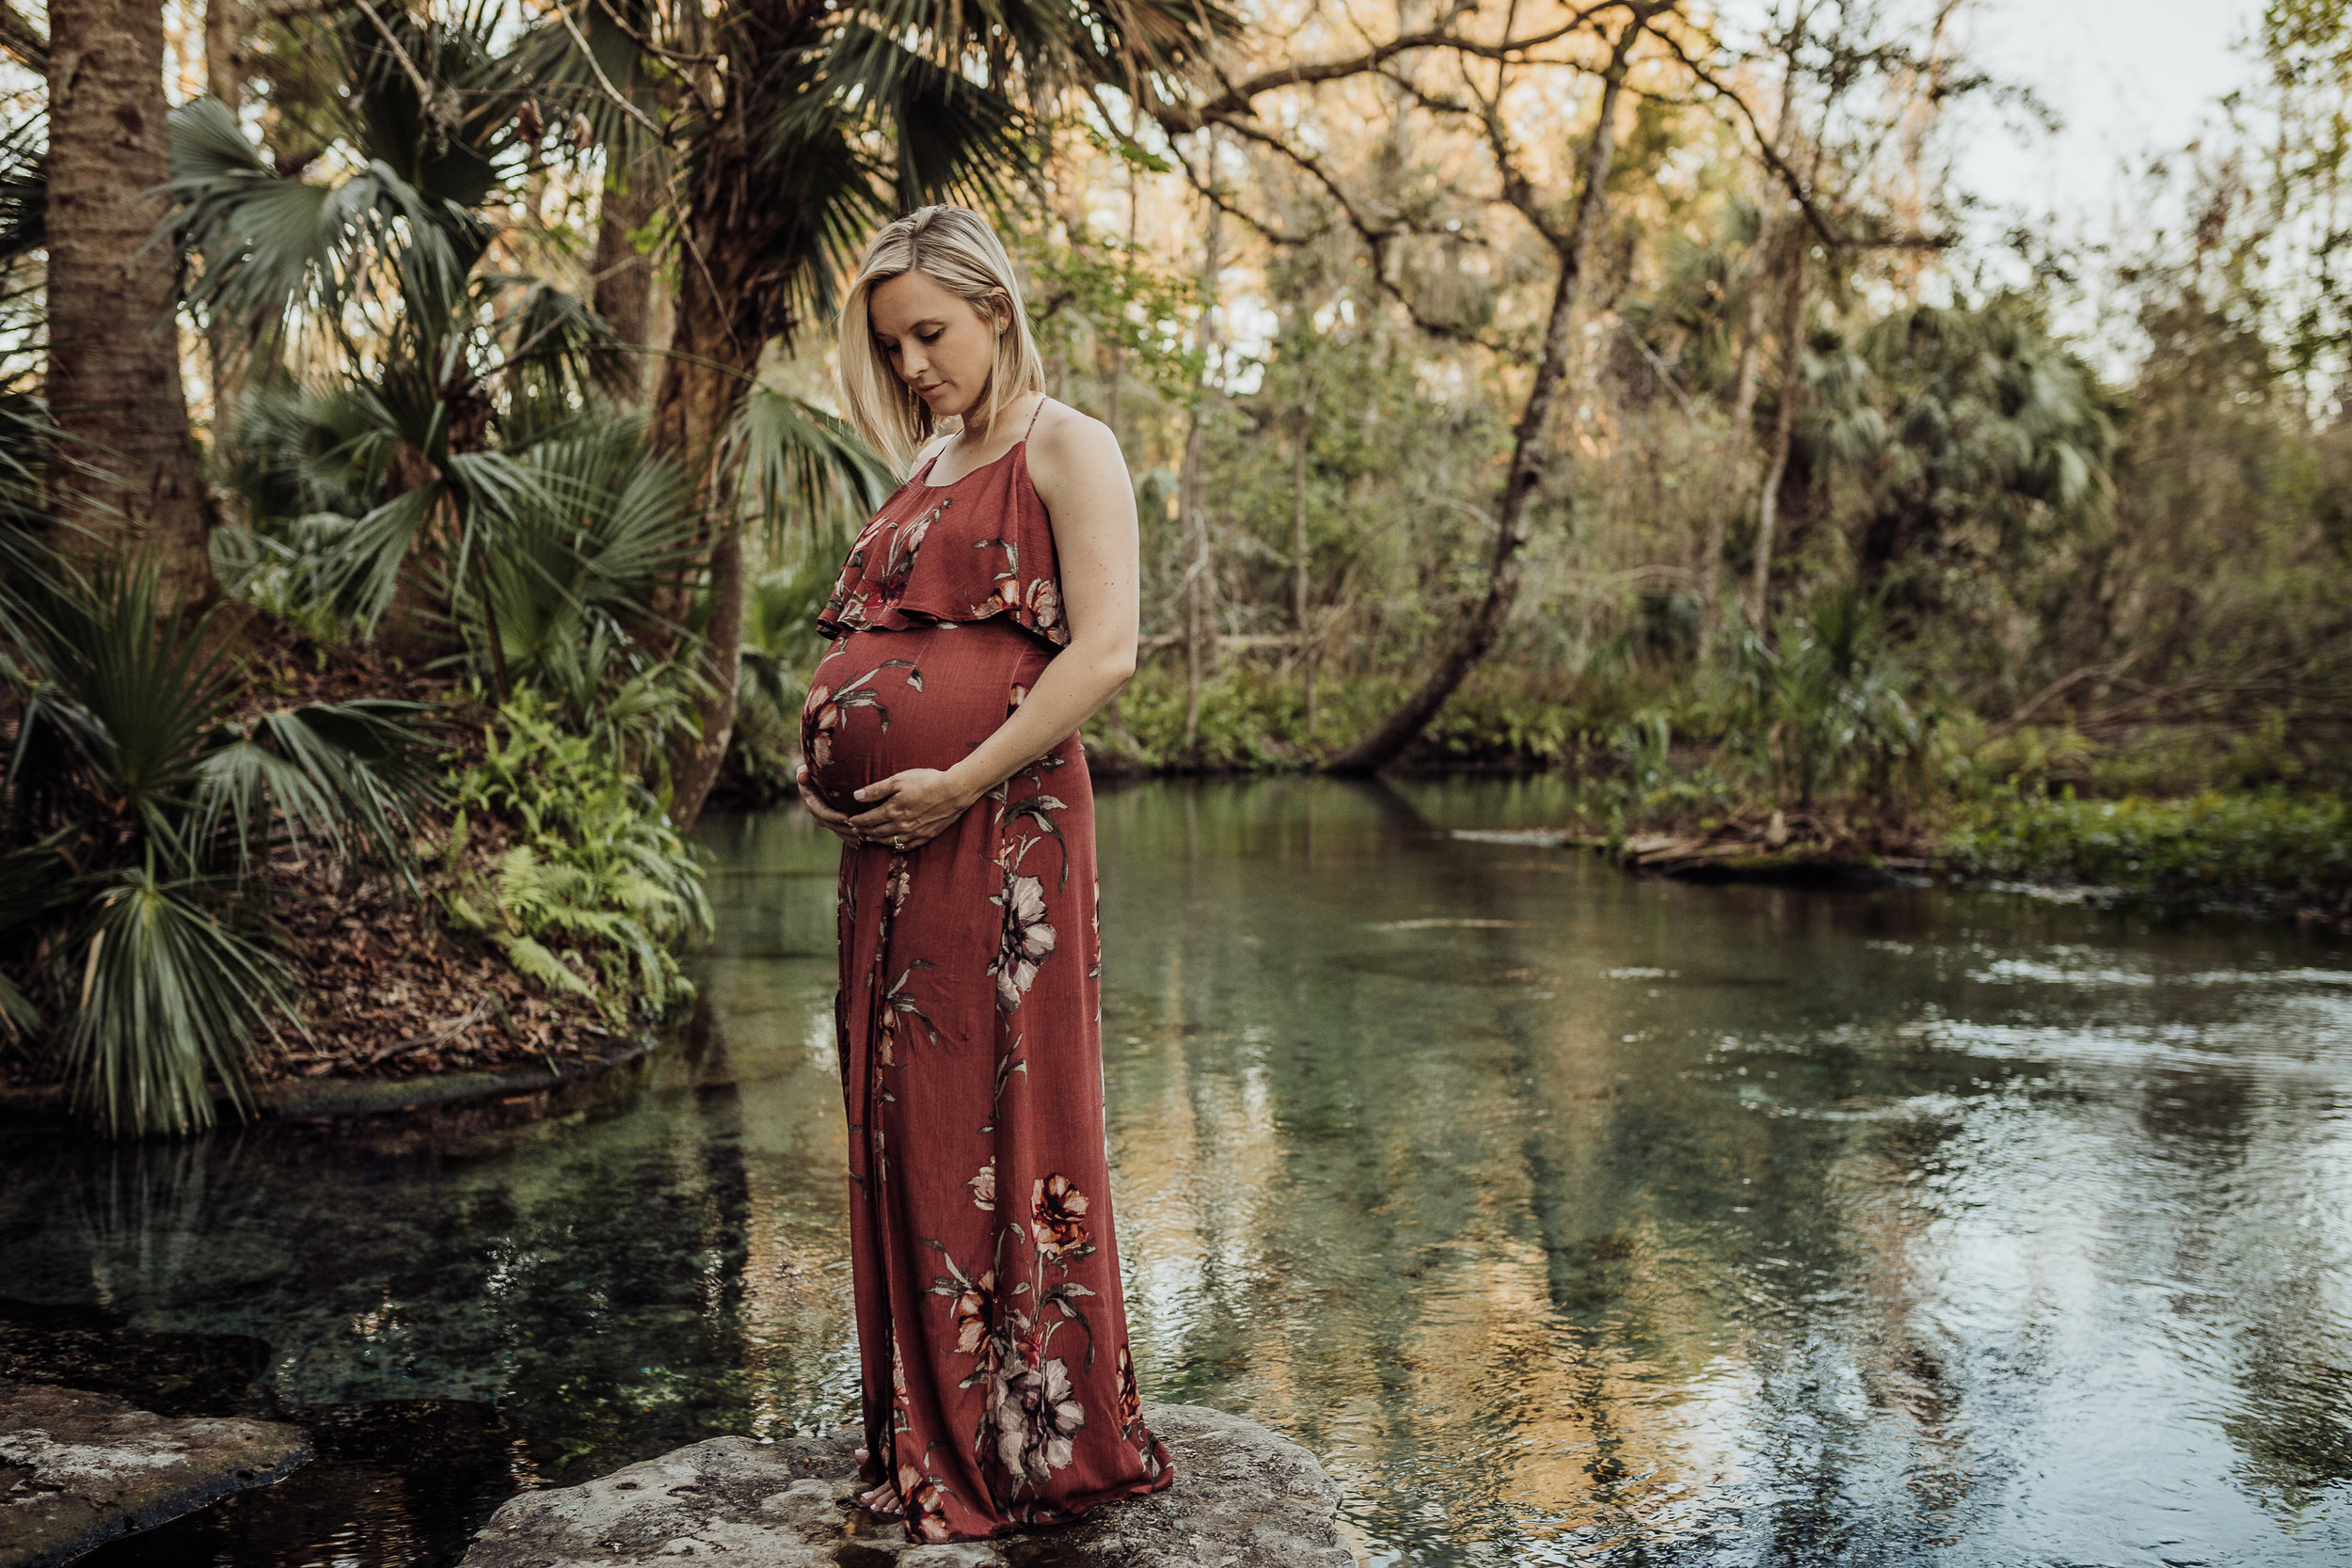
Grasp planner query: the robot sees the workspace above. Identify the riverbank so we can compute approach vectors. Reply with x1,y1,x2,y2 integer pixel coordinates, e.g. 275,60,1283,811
0,617,707,1122
1075,665,2352,919
1543,789,2352,921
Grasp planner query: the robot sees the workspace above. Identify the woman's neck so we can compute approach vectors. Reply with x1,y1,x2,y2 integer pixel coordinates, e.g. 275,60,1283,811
953,390,1035,445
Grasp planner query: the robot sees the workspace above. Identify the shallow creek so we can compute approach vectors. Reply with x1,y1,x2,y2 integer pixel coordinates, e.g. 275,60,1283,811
3,777,2347,1565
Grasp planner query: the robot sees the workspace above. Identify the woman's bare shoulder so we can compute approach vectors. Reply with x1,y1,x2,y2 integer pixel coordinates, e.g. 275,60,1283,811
1025,398,1124,486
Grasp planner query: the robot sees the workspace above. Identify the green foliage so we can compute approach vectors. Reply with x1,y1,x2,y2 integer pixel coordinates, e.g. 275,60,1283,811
1020,228,1208,404
0,559,441,1135
1086,662,1580,772
1725,590,1939,810
446,689,710,1018
1847,298,2118,614
64,867,302,1145
1942,790,2352,910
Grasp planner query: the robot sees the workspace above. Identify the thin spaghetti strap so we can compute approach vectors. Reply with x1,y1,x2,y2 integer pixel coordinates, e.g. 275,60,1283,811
1022,394,1047,442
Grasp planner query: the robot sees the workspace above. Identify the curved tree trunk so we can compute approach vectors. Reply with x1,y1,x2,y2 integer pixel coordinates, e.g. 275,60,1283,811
1747,235,1810,630
1323,27,1639,775
47,0,214,607
1696,285,1765,661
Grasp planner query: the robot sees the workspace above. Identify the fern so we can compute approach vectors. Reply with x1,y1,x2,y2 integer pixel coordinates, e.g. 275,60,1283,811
444,689,710,1020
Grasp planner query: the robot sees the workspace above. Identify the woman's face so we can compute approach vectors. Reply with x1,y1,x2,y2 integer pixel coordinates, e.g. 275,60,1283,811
868,269,1003,423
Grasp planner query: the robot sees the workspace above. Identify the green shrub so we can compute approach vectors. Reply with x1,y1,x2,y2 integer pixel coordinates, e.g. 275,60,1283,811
1941,790,2352,909
0,562,440,1135
1087,660,1584,771
445,689,711,1018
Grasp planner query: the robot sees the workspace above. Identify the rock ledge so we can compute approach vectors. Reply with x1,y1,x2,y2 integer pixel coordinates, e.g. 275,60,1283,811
461,1402,1354,1567
0,1378,310,1568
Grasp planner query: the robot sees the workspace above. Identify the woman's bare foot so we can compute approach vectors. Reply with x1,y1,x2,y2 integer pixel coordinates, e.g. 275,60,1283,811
849,1449,902,1516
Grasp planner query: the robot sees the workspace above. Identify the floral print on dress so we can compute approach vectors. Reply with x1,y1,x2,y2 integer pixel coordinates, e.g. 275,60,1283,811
989,862,1056,1011
1031,1174,1093,1264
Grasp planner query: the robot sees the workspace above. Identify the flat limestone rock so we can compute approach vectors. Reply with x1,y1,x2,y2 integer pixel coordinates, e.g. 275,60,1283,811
461,1402,1356,1568
0,1378,311,1568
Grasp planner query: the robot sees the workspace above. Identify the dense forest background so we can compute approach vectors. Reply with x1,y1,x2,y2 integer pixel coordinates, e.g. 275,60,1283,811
0,0,2346,1133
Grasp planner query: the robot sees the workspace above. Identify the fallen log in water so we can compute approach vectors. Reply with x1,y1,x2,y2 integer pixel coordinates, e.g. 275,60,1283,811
1452,811,1929,890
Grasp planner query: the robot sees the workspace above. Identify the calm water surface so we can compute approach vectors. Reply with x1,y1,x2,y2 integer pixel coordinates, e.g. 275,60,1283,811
3,778,2348,1566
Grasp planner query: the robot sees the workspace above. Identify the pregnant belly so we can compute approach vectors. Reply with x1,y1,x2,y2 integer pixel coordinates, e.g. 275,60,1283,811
801,622,1055,813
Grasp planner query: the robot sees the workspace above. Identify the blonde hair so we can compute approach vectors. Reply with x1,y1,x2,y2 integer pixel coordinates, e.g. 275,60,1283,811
838,205,1046,469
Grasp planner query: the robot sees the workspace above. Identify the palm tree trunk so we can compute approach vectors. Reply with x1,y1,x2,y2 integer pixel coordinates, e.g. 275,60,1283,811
656,111,773,828
1323,28,1638,774
593,170,659,402
200,0,250,472
47,0,214,607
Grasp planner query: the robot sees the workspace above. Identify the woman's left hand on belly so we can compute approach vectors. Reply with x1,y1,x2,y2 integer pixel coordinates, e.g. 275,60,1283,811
847,768,980,851
794,762,869,847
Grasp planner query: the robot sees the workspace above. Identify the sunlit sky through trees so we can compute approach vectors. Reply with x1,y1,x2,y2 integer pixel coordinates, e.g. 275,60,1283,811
1954,0,2258,231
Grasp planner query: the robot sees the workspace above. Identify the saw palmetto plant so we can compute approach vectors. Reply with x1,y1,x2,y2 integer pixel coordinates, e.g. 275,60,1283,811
0,555,441,1137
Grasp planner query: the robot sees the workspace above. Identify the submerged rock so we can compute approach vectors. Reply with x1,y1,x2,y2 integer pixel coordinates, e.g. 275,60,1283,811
0,1378,310,1568
460,1402,1355,1567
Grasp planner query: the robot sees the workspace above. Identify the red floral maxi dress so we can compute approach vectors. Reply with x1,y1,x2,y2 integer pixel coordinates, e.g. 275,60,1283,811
799,416,1175,1543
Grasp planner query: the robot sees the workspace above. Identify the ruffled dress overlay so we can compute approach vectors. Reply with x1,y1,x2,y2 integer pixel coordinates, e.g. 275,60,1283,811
801,413,1174,1544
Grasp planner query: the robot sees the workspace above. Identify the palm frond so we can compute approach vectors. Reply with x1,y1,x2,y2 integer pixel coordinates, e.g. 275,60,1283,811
193,701,443,884
316,483,439,633
484,277,632,407
63,866,297,1137
168,98,485,354
724,389,894,552
0,115,44,267
10,562,240,863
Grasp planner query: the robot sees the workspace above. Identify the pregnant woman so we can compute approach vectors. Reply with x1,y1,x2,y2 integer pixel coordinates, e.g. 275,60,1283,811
792,205,1173,1542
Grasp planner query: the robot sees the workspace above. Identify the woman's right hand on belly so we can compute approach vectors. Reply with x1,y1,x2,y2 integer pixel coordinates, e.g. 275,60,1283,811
795,761,867,847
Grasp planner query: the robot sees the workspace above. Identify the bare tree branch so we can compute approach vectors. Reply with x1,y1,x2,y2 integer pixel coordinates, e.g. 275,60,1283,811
1647,24,1947,255
1200,107,1517,353
1157,5,1629,129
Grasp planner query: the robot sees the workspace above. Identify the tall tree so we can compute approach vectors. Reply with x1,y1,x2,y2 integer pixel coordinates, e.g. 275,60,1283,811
204,0,246,109
46,0,214,604
1747,218,1810,628
592,174,658,395
1177,128,1221,750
